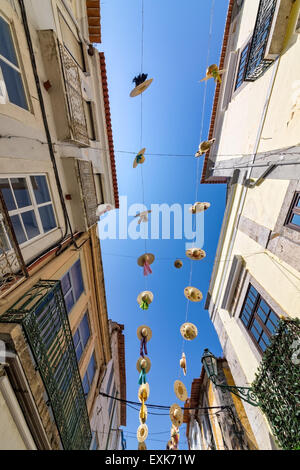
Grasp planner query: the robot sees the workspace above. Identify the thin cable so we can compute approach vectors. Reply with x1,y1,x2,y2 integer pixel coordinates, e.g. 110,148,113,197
180,0,215,362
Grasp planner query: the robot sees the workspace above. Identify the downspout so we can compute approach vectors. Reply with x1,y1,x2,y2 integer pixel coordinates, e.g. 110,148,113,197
18,0,84,253
105,390,118,450
212,56,280,317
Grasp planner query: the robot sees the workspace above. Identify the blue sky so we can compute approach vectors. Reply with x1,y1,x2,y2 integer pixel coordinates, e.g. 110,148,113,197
98,0,229,450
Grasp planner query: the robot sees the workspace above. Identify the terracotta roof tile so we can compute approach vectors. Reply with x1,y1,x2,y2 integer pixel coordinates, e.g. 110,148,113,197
99,52,119,208
86,1,101,44
200,0,234,184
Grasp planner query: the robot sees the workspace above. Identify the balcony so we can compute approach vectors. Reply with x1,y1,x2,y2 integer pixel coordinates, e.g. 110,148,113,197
0,280,92,450
245,0,294,81
0,193,28,298
252,318,300,450
38,30,89,146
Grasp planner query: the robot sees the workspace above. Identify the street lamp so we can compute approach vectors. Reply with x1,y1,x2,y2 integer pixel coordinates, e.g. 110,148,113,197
201,348,259,407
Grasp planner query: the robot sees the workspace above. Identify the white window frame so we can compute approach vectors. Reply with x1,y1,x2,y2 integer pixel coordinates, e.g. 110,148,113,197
0,174,57,249
0,14,29,109
61,258,85,313
73,310,91,362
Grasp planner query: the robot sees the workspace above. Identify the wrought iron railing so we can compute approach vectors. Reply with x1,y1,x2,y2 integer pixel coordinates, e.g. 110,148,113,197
0,280,92,450
59,44,89,146
252,318,300,450
245,0,278,81
0,191,28,297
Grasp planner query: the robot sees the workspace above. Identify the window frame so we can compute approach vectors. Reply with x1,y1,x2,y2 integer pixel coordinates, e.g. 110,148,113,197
61,258,85,315
82,352,97,398
234,37,252,92
284,191,300,232
73,311,91,363
0,14,29,110
239,284,280,354
0,174,57,249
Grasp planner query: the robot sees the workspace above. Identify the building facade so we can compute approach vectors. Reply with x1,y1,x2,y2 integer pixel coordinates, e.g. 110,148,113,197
185,360,258,451
0,0,119,450
91,321,127,450
201,0,300,450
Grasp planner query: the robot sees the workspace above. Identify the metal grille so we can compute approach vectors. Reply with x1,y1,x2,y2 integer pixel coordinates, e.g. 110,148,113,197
59,44,89,145
0,280,92,450
245,0,278,81
252,318,300,450
0,191,28,297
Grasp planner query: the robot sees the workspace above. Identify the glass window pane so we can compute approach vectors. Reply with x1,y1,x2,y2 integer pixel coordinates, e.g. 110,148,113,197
0,222,10,253
39,204,56,233
259,300,269,316
87,353,96,385
0,59,28,110
0,178,16,211
80,314,90,348
61,272,71,296
0,17,18,66
71,259,84,301
21,210,39,240
253,319,263,335
10,178,31,208
291,214,300,227
73,330,80,347
75,343,83,362
10,214,26,244
261,332,270,348
30,176,51,204
82,373,90,396
251,326,260,341
64,290,75,314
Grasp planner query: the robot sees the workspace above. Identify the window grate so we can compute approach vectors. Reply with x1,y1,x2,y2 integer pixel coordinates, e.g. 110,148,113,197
245,0,278,81
0,280,92,450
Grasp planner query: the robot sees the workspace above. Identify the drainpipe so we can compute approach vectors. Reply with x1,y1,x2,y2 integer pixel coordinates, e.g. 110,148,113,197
105,390,118,450
212,57,280,317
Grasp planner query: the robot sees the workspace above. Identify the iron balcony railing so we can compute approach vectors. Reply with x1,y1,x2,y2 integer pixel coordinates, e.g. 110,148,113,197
252,318,300,450
0,280,92,450
245,0,278,81
0,191,28,297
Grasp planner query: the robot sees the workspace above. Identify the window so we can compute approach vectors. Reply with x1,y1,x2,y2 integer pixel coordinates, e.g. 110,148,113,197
73,312,91,362
58,12,84,70
234,39,252,90
90,431,99,450
0,16,28,109
83,101,96,140
61,259,84,314
0,175,56,247
240,284,280,353
82,352,97,397
285,192,300,232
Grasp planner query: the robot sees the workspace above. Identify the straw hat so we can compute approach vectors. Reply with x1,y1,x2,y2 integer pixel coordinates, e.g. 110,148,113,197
139,405,148,424
138,383,150,403
174,259,183,269
137,325,152,342
133,148,146,168
189,202,211,214
171,424,179,438
137,253,155,267
180,352,187,376
137,423,148,442
138,442,147,450
174,380,188,402
195,139,215,157
184,286,203,302
169,404,183,428
130,78,153,97
136,356,151,374
166,440,174,450
180,322,198,341
137,291,154,306
200,64,225,83
186,248,206,260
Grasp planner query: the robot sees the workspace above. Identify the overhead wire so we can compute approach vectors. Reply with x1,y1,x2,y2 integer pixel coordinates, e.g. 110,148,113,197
180,0,216,363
